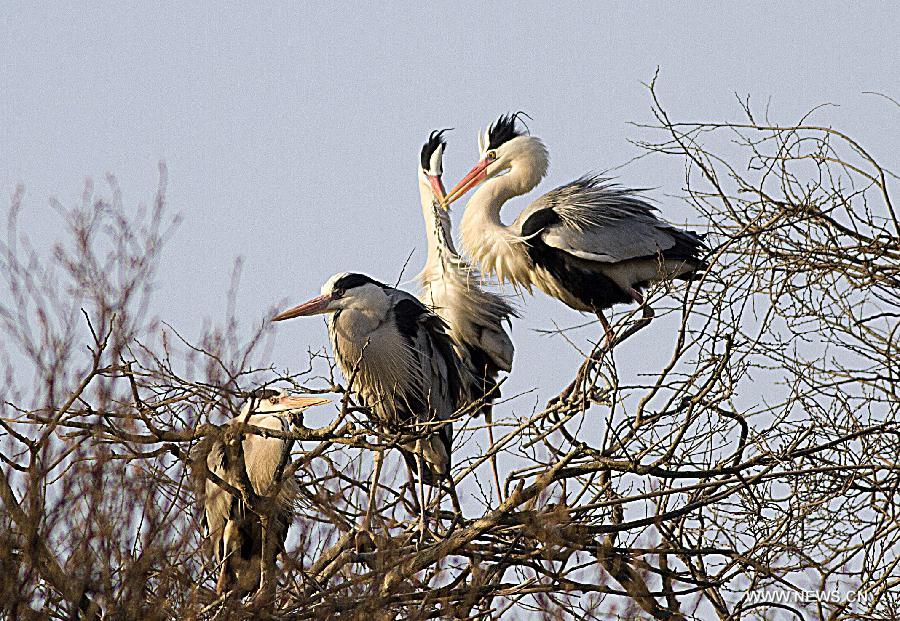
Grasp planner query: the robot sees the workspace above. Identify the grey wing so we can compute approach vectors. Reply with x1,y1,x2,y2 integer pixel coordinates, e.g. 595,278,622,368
466,287,517,372
389,289,463,419
201,439,231,560
518,175,700,264
419,309,465,474
476,324,515,373
451,288,516,374
544,218,684,263
418,314,463,422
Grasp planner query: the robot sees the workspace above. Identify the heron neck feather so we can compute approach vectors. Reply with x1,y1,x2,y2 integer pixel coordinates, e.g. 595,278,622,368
329,290,390,342
418,180,459,281
460,163,540,288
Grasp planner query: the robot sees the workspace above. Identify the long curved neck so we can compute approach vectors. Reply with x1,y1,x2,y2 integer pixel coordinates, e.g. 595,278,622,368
459,161,542,285
418,180,458,273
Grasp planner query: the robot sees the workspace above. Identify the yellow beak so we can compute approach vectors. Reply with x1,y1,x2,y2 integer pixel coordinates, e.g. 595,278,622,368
441,158,491,208
278,395,331,410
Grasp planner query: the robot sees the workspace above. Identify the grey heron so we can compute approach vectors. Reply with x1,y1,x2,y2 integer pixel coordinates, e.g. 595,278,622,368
272,272,465,532
441,113,707,350
198,389,330,597
418,129,516,498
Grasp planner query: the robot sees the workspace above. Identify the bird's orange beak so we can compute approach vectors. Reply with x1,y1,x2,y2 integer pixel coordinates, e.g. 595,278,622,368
272,294,332,321
428,174,447,205
278,395,331,409
442,158,490,208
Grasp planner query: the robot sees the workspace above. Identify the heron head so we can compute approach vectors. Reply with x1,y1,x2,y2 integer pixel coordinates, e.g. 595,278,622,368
442,112,548,207
419,129,449,204
240,389,330,416
272,272,390,321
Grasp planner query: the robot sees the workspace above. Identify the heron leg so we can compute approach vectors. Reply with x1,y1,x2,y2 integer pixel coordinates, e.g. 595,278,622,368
628,287,654,322
431,475,463,537
596,310,615,352
403,461,421,515
624,287,654,339
554,310,612,404
447,477,462,519
599,289,653,351
549,294,653,408
215,556,233,597
485,408,504,503
416,454,428,546
257,512,279,601
627,287,643,305
362,449,384,533
549,309,614,407
429,480,446,537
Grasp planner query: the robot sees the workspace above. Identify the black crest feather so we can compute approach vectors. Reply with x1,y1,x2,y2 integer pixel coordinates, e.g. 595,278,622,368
332,273,387,292
247,388,280,400
487,112,530,150
420,129,450,172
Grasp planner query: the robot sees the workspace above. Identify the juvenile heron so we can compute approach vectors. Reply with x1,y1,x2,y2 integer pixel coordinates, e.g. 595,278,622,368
273,272,465,531
418,129,516,498
197,390,330,597
442,113,707,350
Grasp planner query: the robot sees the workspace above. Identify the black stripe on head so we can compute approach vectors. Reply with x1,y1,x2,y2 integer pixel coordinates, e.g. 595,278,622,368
487,112,529,150
331,273,386,293
420,129,449,173
248,388,279,401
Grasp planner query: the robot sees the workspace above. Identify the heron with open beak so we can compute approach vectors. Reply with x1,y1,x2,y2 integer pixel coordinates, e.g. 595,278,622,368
417,129,516,500
441,113,708,352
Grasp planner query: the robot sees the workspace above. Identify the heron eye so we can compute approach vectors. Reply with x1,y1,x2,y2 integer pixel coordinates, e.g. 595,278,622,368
486,150,497,161
269,396,278,405
332,288,345,299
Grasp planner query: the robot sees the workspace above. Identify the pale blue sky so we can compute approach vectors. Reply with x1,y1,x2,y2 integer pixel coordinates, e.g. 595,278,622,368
2,2,898,410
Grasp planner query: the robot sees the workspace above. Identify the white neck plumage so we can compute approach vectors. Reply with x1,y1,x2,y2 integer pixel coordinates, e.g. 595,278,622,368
459,149,548,289
418,180,460,281
328,285,391,342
